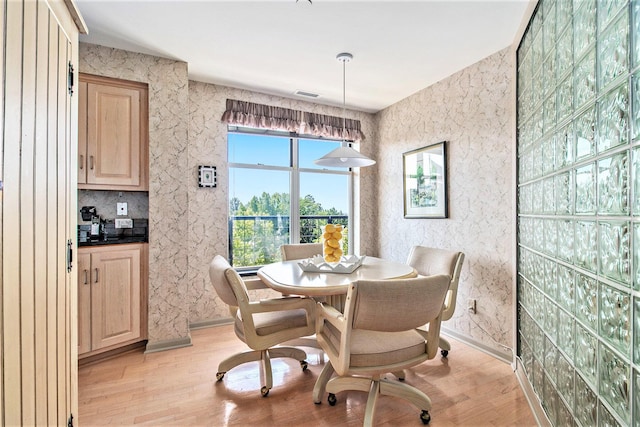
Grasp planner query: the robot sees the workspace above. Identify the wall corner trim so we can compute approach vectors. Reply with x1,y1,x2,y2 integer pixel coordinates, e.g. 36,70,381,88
144,336,193,354
514,358,552,427
440,327,513,364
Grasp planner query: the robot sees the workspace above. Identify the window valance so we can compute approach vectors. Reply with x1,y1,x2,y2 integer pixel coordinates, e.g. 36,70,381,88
221,99,365,142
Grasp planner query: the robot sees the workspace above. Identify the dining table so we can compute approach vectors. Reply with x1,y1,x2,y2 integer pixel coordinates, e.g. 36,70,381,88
257,256,417,311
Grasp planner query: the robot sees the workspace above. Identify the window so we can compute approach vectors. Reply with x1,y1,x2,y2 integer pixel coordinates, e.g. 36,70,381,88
228,128,352,269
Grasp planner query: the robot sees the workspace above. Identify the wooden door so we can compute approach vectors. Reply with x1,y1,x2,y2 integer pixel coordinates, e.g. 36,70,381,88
86,81,141,187
1,0,85,425
78,80,88,184
91,246,142,351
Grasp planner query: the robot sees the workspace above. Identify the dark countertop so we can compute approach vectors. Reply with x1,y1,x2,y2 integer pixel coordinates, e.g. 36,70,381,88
78,236,148,247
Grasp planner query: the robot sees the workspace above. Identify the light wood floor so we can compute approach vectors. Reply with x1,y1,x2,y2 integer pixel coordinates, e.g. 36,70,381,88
78,325,538,426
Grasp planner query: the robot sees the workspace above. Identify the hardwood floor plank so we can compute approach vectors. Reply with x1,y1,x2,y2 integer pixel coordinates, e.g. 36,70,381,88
78,325,538,426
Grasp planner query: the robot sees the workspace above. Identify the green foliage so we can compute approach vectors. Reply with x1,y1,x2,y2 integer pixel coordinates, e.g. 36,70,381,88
229,192,347,267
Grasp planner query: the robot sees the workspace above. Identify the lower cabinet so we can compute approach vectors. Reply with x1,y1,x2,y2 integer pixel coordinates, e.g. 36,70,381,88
78,243,148,358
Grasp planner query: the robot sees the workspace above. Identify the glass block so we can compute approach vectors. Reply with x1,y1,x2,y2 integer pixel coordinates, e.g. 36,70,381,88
519,184,531,214
556,171,573,214
533,74,545,116
574,0,597,57
543,0,557,55
599,221,632,285
599,152,630,215
556,124,574,167
558,309,575,361
520,333,534,379
533,284,545,324
543,52,557,98
574,49,596,109
557,0,573,34
558,264,576,312
634,368,639,424
543,372,558,425
544,178,556,215
598,12,629,90
599,281,632,354
575,273,598,331
545,297,558,340
533,142,543,179
545,336,559,384
532,321,546,360
558,219,575,262
598,83,629,153
557,351,575,408
533,357,544,398
534,217,545,252
575,106,596,160
575,323,598,385
635,298,640,363
557,398,574,427
533,181,544,215
575,373,598,426
575,221,597,272
557,73,574,123
544,257,558,297
544,94,557,135
532,32,544,74
534,107,544,144
633,0,640,67
575,163,596,213
543,135,556,174
598,0,628,32
599,401,623,427
632,71,640,141
599,343,631,423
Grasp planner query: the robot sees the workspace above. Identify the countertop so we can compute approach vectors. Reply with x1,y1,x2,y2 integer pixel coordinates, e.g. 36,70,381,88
78,236,148,247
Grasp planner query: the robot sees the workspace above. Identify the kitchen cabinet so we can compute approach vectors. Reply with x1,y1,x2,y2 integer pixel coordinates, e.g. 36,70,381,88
78,243,148,358
78,73,148,191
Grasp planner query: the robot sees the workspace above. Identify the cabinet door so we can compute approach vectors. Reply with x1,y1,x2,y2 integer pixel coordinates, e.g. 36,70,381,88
91,247,141,351
78,80,87,184
86,82,141,187
77,252,91,354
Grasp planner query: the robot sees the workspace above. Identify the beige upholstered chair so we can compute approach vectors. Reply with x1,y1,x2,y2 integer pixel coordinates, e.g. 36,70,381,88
280,243,323,261
406,245,464,357
313,275,451,426
209,255,316,396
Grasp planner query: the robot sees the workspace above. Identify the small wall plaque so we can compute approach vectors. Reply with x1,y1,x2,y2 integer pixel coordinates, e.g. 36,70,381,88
198,165,217,188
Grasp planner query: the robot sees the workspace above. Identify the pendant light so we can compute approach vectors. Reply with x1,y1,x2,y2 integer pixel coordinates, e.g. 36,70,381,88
314,53,376,168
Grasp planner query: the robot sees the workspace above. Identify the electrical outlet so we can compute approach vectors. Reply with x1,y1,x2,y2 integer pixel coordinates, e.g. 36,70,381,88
467,298,476,314
117,202,128,216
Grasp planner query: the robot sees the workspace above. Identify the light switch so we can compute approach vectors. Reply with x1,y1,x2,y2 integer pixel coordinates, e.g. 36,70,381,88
117,202,128,216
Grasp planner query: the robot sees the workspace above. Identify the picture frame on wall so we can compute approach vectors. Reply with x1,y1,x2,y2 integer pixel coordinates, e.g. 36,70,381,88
403,141,448,218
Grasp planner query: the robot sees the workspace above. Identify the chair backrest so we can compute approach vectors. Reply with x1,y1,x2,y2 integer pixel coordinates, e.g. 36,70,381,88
280,243,323,261
406,246,464,321
209,255,248,308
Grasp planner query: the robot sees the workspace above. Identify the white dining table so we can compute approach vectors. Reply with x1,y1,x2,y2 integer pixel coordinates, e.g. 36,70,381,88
257,256,417,301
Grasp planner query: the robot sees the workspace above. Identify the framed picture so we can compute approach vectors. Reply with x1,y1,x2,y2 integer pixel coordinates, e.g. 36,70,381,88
403,141,448,218
198,165,217,188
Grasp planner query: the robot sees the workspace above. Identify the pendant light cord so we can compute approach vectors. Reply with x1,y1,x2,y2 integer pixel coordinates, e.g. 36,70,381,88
342,58,346,144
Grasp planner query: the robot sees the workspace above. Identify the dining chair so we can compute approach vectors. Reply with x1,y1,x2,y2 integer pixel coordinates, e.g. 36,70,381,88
209,255,316,396
313,274,451,426
406,245,465,357
280,243,323,261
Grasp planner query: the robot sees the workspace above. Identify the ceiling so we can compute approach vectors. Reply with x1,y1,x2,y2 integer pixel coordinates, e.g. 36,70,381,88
75,0,531,113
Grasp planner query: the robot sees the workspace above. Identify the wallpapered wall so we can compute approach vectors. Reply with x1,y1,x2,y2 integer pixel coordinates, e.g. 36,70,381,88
376,47,515,356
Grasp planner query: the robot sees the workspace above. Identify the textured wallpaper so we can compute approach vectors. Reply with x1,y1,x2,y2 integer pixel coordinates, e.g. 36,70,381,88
80,43,191,345
376,47,515,354
187,81,377,323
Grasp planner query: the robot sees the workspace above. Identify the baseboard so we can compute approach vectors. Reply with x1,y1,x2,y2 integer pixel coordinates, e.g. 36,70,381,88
189,318,234,330
514,357,552,427
144,335,193,354
440,327,513,364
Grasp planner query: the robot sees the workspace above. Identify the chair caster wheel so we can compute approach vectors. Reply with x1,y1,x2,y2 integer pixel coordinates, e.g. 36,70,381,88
216,372,225,381
300,360,308,371
420,410,431,424
328,393,337,406
261,386,270,397
440,349,449,357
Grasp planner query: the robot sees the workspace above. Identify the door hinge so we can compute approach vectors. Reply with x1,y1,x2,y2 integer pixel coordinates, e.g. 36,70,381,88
67,239,73,273
67,413,74,427
68,62,75,96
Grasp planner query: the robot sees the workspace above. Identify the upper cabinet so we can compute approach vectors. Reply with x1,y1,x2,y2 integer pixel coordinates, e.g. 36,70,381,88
79,73,149,191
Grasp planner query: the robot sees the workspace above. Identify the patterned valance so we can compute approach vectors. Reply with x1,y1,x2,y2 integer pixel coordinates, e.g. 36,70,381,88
221,99,365,142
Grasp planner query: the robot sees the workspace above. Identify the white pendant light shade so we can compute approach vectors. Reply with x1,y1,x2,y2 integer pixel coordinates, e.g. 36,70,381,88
314,52,375,168
314,146,376,167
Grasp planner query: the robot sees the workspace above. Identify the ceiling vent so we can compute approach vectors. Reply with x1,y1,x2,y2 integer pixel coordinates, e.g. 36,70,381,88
294,90,319,98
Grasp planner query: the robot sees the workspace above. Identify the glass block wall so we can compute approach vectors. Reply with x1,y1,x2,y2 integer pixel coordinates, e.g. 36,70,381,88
517,0,639,425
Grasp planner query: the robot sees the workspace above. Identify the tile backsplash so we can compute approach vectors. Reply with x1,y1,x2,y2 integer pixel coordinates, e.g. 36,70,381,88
78,190,149,223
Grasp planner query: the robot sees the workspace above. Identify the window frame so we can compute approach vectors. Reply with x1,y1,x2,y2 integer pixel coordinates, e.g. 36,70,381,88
227,126,354,270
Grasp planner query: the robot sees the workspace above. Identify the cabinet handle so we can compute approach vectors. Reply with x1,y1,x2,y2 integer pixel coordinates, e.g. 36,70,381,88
94,268,99,283
83,269,88,285
89,155,94,170
79,154,84,170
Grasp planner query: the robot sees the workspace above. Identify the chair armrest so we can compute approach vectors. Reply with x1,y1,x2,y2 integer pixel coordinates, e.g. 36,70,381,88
247,296,315,315
244,276,269,290
316,302,345,331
